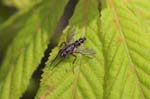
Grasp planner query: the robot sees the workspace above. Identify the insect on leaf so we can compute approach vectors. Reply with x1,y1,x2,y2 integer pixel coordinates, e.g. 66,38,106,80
35,20,104,99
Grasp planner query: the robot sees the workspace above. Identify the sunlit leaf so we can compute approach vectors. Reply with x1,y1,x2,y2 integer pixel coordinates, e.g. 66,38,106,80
36,0,150,99
100,0,150,99
1,0,150,99
35,20,104,99
35,0,104,98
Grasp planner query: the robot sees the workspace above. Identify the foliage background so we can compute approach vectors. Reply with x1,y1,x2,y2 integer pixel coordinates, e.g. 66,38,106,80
0,0,150,99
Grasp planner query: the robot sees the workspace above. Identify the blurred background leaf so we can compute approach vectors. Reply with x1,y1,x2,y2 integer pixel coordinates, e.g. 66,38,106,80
2,0,41,10
0,3,16,24
0,0,68,99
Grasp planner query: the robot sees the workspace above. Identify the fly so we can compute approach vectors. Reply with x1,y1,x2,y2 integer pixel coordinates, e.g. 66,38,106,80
51,28,95,69
59,37,86,62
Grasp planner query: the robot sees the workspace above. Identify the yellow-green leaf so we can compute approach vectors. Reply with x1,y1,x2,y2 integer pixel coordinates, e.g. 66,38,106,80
100,0,150,99
35,20,104,99
35,0,103,98
36,0,150,99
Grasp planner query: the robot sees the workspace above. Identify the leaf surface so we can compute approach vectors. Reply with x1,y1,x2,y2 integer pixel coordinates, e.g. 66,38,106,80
36,0,150,99
2,0,40,10
35,0,103,98
35,20,104,99
0,0,68,99
100,0,150,99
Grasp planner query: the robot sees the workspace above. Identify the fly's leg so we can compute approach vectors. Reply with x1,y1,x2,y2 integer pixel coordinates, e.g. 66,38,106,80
72,54,77,64
59,42,67,48
71,54,77,73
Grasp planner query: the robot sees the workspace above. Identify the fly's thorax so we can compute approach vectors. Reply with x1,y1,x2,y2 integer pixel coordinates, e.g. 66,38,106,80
60,44,75,57
58,37,86,57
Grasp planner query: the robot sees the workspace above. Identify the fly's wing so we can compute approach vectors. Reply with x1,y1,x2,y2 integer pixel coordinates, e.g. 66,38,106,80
66,27,76,44
50,54,64,69
75,46,96,55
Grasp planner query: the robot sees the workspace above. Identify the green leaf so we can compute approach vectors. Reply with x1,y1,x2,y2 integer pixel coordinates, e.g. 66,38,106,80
100,0,150,99
0,0,68,99
0,11,34,54
2,0,40,10
70,0,99,27
36,0,150,99
122,0,150,34
35,21,104,99
35,0,103,98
